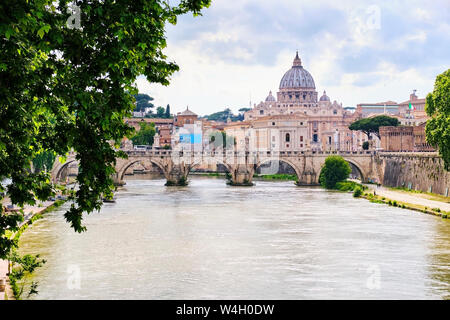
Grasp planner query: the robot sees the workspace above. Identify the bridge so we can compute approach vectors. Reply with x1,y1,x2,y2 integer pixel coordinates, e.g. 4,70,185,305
52,150,381,186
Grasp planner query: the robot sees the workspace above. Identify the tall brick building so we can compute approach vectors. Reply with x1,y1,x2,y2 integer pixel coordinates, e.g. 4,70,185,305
379,123,434,152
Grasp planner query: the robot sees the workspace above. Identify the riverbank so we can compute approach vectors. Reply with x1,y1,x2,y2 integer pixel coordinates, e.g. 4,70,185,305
190,172,298,181
0,199,66,300
360,185,449,219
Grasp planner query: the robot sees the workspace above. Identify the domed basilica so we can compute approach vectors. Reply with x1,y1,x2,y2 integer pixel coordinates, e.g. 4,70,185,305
228,52,362,152
245,51,349,118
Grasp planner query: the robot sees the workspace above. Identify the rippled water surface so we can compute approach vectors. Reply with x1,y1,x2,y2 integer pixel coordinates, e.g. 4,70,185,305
19,177,450,299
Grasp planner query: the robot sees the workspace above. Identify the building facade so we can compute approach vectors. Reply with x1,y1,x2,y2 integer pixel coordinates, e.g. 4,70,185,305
379,122,434,152
235,52,360,152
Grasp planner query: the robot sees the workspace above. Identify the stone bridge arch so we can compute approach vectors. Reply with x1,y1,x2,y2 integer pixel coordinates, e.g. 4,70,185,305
255,158,302,182
343,158,366,182
51,156,77,183
116,159,163,181
310,155,369,184
192,156,233,174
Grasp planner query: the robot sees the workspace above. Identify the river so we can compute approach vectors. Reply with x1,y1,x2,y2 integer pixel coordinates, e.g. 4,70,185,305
18,177,450,299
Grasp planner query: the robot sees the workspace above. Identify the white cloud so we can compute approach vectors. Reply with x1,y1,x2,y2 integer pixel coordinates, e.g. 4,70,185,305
135,0,449,115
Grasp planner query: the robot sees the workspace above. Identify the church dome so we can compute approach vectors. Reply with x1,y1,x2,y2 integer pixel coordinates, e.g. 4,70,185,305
265,91,276,102
319,90,330,102
279,52,316,89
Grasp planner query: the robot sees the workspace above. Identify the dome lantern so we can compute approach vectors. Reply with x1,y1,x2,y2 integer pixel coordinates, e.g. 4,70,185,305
319,90,330,102
293,51,302,67
265,90,276,102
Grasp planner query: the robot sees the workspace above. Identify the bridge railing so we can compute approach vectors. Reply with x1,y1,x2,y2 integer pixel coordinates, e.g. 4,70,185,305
123,149,377,157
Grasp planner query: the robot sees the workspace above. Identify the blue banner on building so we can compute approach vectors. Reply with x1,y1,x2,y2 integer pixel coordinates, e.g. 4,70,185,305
179,133,202,144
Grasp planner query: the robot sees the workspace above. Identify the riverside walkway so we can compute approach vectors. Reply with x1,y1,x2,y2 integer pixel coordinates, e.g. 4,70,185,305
1,199,59,300
365,184,450,213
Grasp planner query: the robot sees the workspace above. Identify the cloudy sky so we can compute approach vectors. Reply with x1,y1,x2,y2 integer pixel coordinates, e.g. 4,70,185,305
136,0,450,116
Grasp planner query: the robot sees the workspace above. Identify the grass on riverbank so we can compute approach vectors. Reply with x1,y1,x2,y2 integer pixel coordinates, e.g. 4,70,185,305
191,172,298,181
390,187,450,203
253,174,297,181
358,190,449,219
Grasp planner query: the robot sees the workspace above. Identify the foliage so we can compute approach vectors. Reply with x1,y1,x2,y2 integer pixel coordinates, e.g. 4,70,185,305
32,151,56,173
335,181,365,192
0,0,211,258
353,187,363,198
425,69,450,170
204,108,242,122
253,174,298,181
319,156,352,189
349,115,399,139
133,93,154,112
362,141,369,150
165,104,171,118
238,107,251,113
156,106,165,118
131,122,156,146
8,250,46,299
209,131,235,149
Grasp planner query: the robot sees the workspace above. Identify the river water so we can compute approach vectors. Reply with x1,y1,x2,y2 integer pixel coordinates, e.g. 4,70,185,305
18,177,450,299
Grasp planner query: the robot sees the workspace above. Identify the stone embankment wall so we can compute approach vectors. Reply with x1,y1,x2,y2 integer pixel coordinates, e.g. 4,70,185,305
379,152,450,195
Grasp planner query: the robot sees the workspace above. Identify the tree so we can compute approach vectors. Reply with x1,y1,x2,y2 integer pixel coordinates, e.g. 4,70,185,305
319,156,352,189
32,151,57,173
425,69,450,170
209,131,235,149
0,0,211,259
156,106,165,118
131,122,156,146
205,108,240,122
165,104,171,118
133,93,154,112
362,141,369,150
349,115,399,139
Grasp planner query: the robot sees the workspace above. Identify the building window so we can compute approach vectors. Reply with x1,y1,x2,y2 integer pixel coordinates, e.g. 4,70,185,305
272,122,276,126
300,144,303,148
300,122,303,125
313,134,318,142
260,110,264,115
328,136,332,144
285,133,290,142
272,136,275,142
333,110,337,115
300,136,303,142
286,144,290,148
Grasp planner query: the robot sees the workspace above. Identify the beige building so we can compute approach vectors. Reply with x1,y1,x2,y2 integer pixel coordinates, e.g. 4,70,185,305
234,52,360,152
398,90,427,119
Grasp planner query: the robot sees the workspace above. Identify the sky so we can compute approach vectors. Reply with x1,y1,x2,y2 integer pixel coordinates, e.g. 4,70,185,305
135,0,450,116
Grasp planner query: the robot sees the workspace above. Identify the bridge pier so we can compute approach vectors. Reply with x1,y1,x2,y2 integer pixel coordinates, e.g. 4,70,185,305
163,162,192,186
114,179,126,186
296,171,319,186
228,164,255,186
